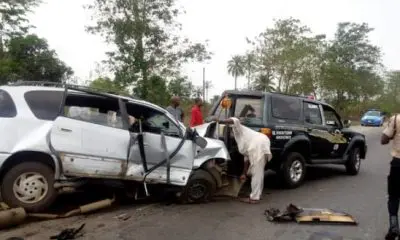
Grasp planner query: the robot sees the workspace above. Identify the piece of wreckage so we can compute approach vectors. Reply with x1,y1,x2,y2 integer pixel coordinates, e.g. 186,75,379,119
264,204,358,225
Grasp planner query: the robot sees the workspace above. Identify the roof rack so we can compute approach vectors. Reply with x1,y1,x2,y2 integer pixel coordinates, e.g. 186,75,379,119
7,80,130,97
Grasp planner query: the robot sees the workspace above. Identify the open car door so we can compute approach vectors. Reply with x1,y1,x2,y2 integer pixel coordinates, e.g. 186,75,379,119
50,91,130,178
126,103,195,187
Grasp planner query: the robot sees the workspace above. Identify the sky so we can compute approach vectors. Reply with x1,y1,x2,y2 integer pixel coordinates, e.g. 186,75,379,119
28,0,400,100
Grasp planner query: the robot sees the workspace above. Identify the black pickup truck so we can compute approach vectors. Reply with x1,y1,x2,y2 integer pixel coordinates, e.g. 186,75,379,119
203,90,368,189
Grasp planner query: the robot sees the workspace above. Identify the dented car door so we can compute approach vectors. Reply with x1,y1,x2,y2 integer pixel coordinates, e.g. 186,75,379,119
50,92,130,178
126,103,195,186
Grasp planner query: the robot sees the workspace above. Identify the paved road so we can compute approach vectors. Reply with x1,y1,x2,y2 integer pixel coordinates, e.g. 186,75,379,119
0,126,391,240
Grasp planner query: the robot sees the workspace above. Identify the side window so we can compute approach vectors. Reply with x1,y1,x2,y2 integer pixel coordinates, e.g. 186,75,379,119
271,96,301,121
323,106,342,128
303,102,322,125
24,90,63,120
234,97,263,124
0,89,17,118
64,93,123,129
127,103,181,137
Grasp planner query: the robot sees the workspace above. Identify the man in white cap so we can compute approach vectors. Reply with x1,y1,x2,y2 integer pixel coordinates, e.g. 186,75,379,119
217,117,272,204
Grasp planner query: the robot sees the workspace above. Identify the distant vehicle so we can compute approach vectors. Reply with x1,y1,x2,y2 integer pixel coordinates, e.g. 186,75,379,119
360,109,385,127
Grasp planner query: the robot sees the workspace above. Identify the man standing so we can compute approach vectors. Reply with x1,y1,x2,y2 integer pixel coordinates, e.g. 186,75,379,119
218,117,272,204
190,98,204,127
381,114,400,240
166,96,184,123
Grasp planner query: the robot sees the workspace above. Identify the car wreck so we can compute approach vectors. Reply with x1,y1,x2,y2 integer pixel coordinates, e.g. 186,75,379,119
0,82,234,213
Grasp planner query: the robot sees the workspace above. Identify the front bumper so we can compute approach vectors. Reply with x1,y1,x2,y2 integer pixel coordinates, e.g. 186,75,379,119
361,120,382,126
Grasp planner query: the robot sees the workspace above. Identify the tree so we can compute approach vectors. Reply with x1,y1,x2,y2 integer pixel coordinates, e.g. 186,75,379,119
227,55,244,90
252,74,275,92
321,22,382,112
86,0,211,101
167,76,192,100
243,52,256,89
0,0,41,56
89,77,129,95
0,34,73,84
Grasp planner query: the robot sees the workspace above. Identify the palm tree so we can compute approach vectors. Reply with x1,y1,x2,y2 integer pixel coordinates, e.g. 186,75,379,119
253,74,275,92
243,53,256,89
227,55,245,90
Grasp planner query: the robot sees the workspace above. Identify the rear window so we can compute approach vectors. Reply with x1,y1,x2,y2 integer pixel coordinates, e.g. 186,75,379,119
234,97,263,125
271,96,301,120
0,89,17,118
24,90,63,120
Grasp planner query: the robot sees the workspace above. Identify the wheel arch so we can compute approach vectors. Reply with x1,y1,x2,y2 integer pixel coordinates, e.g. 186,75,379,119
0,151,58,182
281,136,311,164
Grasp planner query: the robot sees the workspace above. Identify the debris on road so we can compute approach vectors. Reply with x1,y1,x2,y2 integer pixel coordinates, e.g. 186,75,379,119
114,213,131,221
29,195,115,220
0,195,115,231
0,203,27,230
50,223,85,240
264,204,358,225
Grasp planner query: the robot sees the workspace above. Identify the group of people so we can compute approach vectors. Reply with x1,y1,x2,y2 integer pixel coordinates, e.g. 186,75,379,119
165,96,205,128
165,95,272,204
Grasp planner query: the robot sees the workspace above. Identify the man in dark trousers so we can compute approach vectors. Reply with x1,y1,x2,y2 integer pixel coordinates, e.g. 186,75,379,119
381,113,400,240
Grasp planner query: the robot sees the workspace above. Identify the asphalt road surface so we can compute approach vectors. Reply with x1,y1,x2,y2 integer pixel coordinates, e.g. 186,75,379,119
0,126,392,240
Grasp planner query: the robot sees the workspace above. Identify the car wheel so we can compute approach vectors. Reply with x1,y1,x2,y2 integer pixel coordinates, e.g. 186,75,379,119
345,147,361,175
181,169,217,204
1,162,57,213
280,152,306,189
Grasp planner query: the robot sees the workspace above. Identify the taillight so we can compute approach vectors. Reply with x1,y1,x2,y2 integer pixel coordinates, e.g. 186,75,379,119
260,128,272,138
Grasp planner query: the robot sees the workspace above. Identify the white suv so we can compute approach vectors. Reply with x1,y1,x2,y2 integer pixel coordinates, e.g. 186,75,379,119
0,82,230,212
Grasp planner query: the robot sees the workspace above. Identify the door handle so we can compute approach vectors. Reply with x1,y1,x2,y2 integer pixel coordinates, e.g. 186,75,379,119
60,128,72,132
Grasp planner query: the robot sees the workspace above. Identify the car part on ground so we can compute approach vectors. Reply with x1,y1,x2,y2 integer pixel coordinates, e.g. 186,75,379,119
50,223,85,240
264,204,357,225
0,203,27,230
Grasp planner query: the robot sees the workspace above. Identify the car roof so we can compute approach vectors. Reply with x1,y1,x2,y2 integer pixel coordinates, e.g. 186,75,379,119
1,85,167,113
223,90,335,109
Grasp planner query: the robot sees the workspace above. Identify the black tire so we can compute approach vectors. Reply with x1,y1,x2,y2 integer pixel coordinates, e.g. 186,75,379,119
181,169,217,204
1,162,57,213
280,152,307,189
345,147,361,175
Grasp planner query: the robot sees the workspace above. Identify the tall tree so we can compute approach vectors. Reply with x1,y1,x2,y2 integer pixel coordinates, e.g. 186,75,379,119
167,76,192,100
86,0,211,101
321,22,381,111
0,34,73,84
252,74,275,92
89,77,129,95
227,55,244,90
243,52,256,89
0,0,41,56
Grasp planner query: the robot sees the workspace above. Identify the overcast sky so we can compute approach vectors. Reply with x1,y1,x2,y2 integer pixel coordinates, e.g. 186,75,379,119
28,0,400,99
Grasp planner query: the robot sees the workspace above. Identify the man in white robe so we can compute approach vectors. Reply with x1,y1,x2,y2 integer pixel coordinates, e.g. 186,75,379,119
218,117,272,203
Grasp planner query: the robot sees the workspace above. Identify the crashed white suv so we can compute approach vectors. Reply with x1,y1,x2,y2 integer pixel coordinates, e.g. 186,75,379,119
0,82,230,212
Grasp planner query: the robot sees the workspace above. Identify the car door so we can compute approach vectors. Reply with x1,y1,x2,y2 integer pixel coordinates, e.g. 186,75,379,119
126,103,194,186
302,101,333,159
321,105,349,158
50,92,130,178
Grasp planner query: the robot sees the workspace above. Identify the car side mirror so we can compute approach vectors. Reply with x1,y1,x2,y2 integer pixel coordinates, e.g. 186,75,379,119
195,136,208,149
343,119,351,128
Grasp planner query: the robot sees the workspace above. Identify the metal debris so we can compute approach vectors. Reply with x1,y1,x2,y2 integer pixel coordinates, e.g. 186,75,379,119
50,223,85,240
264,204,358,225
114,213,131,221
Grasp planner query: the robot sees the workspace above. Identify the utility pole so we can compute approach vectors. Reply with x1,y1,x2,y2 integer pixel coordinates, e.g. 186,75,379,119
202,67,206,102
